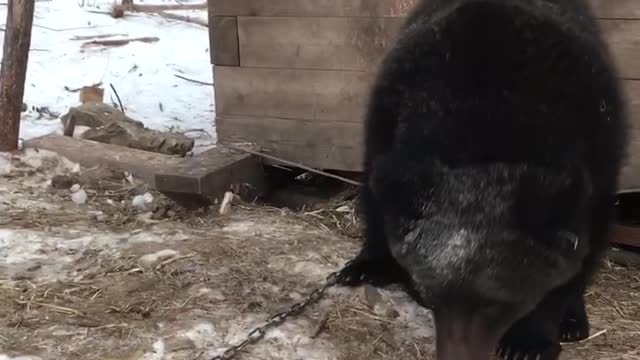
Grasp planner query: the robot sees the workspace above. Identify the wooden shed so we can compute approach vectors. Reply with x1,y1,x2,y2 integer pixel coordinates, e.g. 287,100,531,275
207,0,640,190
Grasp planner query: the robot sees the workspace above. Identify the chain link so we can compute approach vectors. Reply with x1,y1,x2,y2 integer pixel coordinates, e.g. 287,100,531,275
209,271,340,360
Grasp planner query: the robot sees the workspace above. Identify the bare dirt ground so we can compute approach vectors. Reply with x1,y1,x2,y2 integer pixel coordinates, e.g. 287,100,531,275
1,149,639,360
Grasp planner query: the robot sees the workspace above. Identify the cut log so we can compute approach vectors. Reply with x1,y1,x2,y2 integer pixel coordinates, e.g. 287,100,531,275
60,103,194,157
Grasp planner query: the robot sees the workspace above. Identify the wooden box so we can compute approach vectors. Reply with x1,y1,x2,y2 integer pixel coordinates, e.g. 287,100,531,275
208,0,640,190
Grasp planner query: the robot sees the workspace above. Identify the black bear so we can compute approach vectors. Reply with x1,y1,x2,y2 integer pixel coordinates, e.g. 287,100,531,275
336,0,628,359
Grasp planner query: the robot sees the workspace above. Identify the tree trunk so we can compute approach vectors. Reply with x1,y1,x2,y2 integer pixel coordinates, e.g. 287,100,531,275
0,0,35,152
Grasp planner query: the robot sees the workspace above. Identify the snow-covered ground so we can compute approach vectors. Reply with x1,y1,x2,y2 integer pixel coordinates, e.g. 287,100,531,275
0,0,216,147
0,150,437,360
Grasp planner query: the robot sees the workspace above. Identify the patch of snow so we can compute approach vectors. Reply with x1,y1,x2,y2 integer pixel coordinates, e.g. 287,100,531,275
221,221,254,233
139,339,166,360
180,322,217,348
0,154,12,176
128,229,190,244
132,192,154,209
0,0,216,150
71,189,88,204
0,355,42,360
139,249,179,267
18,148,78,175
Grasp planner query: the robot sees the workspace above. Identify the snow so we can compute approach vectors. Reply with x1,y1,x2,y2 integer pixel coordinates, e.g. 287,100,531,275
0,0,216,149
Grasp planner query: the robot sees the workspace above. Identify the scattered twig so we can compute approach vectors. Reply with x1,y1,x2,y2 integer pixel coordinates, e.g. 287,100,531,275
109,83,125,114
71,33,128,41
174,74,213,86
155,11,207,27
227,145,363,186
573,329,608,344
81,36,159,48
180,128,214,138
33,24,98,32
155,253,196,270
127,3,207,12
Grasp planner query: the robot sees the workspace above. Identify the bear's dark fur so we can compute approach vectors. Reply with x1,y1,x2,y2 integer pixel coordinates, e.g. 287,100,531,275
336,1,628,359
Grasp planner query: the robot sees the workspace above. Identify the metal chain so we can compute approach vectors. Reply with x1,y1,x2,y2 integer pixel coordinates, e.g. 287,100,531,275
209,271,340,360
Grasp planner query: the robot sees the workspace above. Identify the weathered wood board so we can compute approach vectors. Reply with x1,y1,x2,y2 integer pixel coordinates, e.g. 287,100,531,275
590,0,640,19
237,17,403,71
154,146,265,199
217,115,363,170
211,16,640,78
214,66,372,122
600,20,640,80
209,0,639,19
209,16,239,66
620,80,640,189
23,135,265,205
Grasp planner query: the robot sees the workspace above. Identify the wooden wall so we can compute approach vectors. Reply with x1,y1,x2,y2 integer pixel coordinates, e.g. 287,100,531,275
209,0,640,190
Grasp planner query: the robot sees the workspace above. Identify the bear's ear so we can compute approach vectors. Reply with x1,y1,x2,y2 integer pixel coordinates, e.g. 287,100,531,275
368,152,442,218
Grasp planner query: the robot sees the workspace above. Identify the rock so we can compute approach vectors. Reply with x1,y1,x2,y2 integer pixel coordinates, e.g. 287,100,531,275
69,184,81,193
71,189,88,204
51,175,74,189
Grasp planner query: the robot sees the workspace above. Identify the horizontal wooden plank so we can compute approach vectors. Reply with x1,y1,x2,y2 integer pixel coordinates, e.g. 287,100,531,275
214,66,373,121
216,115,364,170
154,147,264,200
600,20,640,79
619,80,640,190
215,80,640,187
220,16,640,76
209,0,416,18
590,0,640,19
237,17,403,71
209,16,239,66
210,0,636,18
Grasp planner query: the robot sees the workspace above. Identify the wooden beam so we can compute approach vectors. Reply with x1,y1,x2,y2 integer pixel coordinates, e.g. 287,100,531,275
23,135,265,206
209,16,239,66
154,146,265,202
23,134,178,187
214,66,372,122
217,115,363,171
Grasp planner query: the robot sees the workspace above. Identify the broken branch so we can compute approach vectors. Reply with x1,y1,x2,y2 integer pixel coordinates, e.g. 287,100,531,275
81,36,159,48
